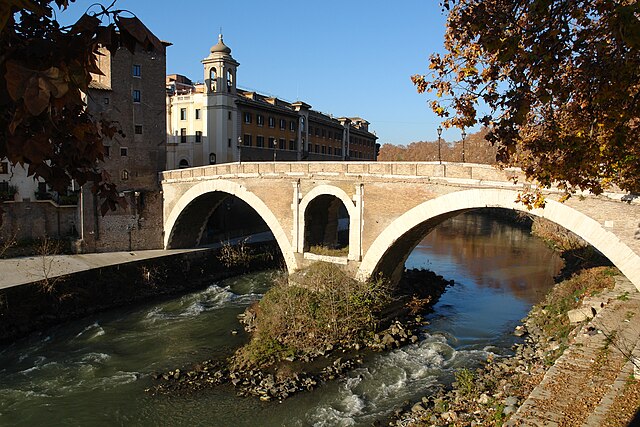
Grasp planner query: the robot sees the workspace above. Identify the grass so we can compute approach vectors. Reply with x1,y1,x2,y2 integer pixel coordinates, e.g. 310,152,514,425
528,267,616,361
231,262,390,369
308,245,349,257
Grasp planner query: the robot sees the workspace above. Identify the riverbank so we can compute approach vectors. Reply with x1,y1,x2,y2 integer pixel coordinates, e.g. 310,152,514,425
0,242,280,343
389,267,640,426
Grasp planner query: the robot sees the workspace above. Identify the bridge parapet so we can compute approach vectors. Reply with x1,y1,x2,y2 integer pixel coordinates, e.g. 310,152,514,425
160,161,525,185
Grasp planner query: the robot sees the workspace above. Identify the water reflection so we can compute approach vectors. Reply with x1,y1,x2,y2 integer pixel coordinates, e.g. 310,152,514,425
407,211,563,304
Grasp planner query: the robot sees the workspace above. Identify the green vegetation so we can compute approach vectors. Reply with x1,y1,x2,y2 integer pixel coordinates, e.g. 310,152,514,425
454,368,476,397
528,267,616,361
308,245,349,257
232,262,390,368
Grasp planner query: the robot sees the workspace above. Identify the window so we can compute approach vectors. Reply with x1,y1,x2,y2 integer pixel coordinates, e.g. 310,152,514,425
257,115,264,126
132,64,141,77
135,125,143,135
209,153,217,164
228,111,232,120
315,144,319,153
290,121,296,132
307,143,312,152
279,138,286,150
279,119,286,130
315,127,320,136
104,97,109,105
321,145,326,154
301,116,306,132
179,159,190,169
268,117,275,128
180,108,187,120
228,138,231,147
268,137,276,148
121,170,129,180
243,134,252,146
244,112,252,124
120,147,128,157
180,128,187,143
195,109,201,119
226,69,233,92
0,162,8,174
133,90,141,103
322,129,326,138
309,126,313,135
195,131,202,143
209,67,217,92
289,140,296,151
256,136,264,147
328,147,332,155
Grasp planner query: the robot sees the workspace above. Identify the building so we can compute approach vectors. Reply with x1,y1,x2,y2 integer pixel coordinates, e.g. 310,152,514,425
1,38,169,253
166,35,378,169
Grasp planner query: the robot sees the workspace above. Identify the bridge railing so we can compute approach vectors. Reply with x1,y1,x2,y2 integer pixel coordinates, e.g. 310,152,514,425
159,161,525,184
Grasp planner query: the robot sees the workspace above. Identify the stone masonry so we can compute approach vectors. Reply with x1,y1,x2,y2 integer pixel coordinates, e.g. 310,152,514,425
160,161,640,290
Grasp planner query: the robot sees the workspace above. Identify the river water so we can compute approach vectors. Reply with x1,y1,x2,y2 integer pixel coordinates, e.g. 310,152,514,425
0,212,562,426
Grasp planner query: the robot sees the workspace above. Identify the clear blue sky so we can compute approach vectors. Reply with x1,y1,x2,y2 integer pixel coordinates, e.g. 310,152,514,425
60,0,470,146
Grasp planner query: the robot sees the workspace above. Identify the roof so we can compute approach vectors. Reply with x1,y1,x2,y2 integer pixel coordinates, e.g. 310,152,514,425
88,81,112,91
210,34,232,55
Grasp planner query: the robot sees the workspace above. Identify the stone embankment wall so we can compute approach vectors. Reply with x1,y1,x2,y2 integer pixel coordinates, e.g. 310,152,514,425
0,243,279,343
1,200,77,241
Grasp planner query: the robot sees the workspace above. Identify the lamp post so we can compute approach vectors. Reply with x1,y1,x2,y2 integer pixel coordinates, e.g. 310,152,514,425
461,128,467,163
237,136,242,164
273,138,277,162
437,125,443,164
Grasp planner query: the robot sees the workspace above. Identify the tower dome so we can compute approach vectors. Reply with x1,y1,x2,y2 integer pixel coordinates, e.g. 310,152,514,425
210,34,232,55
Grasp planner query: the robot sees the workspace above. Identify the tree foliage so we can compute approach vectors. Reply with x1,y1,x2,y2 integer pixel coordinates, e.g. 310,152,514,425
378,127,496,163
0,0,163,218
412,0,640,196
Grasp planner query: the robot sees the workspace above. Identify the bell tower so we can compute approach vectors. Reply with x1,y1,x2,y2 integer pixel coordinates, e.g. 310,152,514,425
202,34,240,163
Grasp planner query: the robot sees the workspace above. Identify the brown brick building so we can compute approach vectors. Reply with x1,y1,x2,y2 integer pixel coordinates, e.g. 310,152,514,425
80,42,169,252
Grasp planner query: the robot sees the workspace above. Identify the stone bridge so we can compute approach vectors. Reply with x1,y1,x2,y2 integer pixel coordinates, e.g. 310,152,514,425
160,162,640,290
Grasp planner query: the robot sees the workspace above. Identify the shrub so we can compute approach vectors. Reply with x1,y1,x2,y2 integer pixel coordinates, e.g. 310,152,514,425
232,262,391,368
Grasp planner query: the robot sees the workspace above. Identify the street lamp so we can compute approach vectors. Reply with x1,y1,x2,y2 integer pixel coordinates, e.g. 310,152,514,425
437,125,443,164
461,128,467,163
237,136,242,164
273,138,277,162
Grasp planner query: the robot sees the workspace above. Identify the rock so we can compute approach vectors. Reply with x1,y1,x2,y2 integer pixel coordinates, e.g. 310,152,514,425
411,402,426,413
567,307,593,323
478,393,490,405
504,396,518,406
441,411,458,422
503,405,516,415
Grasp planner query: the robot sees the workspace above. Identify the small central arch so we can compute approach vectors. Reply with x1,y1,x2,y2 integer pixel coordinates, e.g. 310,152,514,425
299,185,359,260
164,180,297,273
357,188,640,291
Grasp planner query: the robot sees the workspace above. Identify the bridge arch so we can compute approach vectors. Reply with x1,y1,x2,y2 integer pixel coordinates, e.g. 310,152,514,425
299,184,359,260
357,188,640,291
164,179,298,273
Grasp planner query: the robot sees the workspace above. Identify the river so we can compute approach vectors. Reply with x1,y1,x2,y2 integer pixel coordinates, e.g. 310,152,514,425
0,212,563,426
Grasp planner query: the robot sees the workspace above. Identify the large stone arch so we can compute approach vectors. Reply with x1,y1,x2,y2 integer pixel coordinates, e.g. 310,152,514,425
164,180,298,273
298,184,359,261
357,188,640,291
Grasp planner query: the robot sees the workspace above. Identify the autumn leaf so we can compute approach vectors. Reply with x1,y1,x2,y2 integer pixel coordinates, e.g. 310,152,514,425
0,0,46,33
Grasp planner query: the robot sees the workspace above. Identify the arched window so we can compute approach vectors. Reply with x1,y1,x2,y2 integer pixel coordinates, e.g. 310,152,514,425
300,116,306,132
178,159,190,169
209,153,217,165
121,170,129,180
209,67,217,92
226,69,233,92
